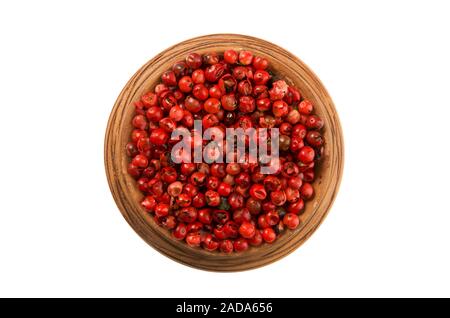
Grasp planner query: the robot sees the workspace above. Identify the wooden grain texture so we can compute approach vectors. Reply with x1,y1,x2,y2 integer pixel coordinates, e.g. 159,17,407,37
104,34,344,272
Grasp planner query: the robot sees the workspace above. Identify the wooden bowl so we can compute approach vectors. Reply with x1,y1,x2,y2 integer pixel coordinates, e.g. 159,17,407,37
105,34,344,271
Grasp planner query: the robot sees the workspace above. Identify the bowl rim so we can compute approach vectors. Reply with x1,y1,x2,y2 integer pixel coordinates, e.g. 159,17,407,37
104,33,344,272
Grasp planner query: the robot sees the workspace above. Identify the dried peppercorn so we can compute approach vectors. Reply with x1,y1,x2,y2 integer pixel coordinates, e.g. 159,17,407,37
127,49,325,253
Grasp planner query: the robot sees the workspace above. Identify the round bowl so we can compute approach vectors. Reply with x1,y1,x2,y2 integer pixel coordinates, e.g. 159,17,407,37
105,34,344,271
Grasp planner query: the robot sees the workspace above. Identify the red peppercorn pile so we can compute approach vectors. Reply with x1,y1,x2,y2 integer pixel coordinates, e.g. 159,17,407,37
126,50,325,253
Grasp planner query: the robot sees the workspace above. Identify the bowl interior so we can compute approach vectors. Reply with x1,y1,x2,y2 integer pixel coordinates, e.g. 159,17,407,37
105,34,343,271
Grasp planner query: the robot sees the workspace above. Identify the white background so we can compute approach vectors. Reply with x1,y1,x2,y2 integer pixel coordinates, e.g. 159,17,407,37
1,0,449,297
